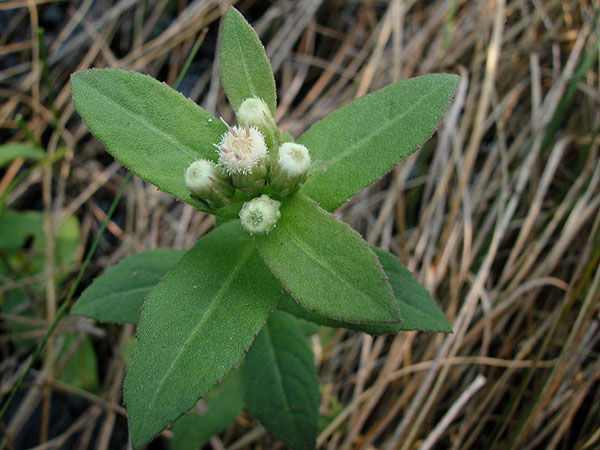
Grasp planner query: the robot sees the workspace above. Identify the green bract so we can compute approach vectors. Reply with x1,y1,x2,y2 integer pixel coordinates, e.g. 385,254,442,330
70,6,457,449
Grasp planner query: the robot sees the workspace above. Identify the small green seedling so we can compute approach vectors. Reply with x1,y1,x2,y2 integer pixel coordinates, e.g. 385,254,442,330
70,7,457,449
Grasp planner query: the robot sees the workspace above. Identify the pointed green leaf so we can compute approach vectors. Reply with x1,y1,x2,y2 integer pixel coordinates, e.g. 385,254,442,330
243,311,319,450
298,74,459,211
170,371,244,450
123,221,281,449
254,194,399,325
0,143,45,168
279,247,451,333
71,249,185,324
71,69,227,209
220,7,277,115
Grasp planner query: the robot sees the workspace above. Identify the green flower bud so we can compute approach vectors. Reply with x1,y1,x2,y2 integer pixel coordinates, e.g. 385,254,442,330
268,142,311,197
239,194,281,235
185,159,234,209
237,97,280,150
217,124,268,196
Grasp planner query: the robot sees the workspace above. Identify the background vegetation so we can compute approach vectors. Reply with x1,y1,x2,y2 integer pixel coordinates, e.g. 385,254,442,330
0,0,598,449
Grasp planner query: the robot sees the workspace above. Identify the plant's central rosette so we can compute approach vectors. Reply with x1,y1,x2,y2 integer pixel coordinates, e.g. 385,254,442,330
217,125,267,175
183,97,315,234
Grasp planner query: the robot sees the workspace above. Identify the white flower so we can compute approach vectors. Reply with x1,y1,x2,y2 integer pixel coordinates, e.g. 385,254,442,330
217,124,267,175
239,194,281,234
269,142,311,197
184,159,234,209
237,97,272,128
276,142,311,177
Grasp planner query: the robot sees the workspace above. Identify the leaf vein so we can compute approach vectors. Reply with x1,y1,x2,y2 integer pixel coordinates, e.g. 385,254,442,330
84,82,198,160
284,226,370,301
142,243,255,428
324,83,447,167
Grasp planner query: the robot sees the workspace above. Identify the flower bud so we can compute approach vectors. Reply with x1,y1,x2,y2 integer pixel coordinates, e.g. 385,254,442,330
268,142,311,197
217,124,269,196
185,159,234,209
237,97,280,150
239,194,281,235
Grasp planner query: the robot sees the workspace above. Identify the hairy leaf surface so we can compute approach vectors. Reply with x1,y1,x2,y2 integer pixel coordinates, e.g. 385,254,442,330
254,194,399,325
243,311,319,450
71,69,226,209
124,221,280,449
220,7,277,114
298,74,459,211
71,249,184,324
279,247,451,333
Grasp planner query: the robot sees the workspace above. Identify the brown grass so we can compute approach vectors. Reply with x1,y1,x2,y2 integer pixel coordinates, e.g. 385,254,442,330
1,0,599,449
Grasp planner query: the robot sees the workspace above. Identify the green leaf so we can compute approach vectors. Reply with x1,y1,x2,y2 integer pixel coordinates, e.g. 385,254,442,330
254,194,399,325
0,210,80,278
0,143,45,168
56,333,99,392
123,221,281,449
242,311,319,450
170,371,244,450
279,247,452,333
220,7,277,115
71,249,185,324
297,317,320,337
71,69,227,209
298,74,459,211
372,247,450,331
0,211,79,345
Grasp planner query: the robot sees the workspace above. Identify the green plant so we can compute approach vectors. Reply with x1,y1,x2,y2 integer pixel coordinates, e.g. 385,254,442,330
69,7,458,449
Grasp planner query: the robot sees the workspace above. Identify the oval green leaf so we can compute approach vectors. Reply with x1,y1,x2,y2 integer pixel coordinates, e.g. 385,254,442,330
279,247,452,333
71,69,227,209
242,311,319,450
298,74,459,211
220,7,277,115
123,221,281,449
71,249,185,324
254,194,400,325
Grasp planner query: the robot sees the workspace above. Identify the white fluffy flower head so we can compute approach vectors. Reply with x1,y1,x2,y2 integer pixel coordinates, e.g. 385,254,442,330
239,194,281,234
216,124,267,175
184,160,217,193
277,143,311,176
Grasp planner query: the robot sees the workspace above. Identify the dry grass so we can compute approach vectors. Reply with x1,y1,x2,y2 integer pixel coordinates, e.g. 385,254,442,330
1,0,599,449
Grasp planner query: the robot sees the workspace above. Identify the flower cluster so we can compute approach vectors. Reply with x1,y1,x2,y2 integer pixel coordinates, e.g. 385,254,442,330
185,97,312,234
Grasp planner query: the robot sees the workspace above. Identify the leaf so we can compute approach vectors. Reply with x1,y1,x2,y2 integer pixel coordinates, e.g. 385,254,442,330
170,371,244,450
0,210,80,278
0,143,45,168
71,69,227,209
297,317,320,337
220,7,277,115
71,249,185,324
56,333,99,392
372,247,451,331
242,311,319,450
298,74,459,211
123,221,281,449
254,194,399,325
0,210,80,345
278,247,452,333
